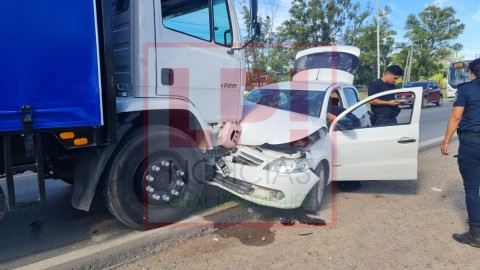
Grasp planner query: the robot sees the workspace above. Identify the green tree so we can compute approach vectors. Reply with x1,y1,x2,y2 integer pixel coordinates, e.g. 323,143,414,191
240,2,290,85
403,5,465,79
280,0,370,48
352,6,396,87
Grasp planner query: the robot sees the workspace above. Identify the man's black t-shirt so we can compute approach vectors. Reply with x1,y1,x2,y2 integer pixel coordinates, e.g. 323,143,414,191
368,79,399,114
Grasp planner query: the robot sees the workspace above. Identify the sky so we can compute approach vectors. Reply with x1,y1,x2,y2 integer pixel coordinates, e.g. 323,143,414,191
251,0,480,60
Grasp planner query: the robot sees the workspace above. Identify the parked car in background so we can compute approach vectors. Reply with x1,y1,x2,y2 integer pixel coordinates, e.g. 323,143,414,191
402,80,443,108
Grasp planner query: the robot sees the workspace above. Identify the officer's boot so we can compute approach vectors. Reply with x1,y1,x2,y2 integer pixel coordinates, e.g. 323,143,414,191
452,222,480,248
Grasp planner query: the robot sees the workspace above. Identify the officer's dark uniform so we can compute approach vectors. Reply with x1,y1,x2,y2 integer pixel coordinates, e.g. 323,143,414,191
368,79,400,126
454,80,480,225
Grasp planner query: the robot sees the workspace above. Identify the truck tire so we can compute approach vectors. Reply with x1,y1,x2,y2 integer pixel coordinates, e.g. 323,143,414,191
104,126,204,230
302,162,327,213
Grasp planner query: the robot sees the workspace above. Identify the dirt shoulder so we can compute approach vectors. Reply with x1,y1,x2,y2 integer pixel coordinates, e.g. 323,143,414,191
115,140,479,270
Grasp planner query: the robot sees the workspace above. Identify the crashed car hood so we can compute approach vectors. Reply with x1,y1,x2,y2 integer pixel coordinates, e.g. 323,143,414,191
239,101,324,146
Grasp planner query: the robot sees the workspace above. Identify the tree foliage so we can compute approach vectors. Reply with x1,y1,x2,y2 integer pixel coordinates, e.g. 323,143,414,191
402,5,465,79
279,0,370,47
241,2,291,84
352,6,396,87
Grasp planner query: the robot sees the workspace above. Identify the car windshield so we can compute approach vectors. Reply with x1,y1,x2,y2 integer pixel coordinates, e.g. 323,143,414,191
245,89,326,117
404,82,426,89
293,52,358,76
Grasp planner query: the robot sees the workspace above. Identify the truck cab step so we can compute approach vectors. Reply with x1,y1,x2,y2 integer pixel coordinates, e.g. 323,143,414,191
2,134,47,211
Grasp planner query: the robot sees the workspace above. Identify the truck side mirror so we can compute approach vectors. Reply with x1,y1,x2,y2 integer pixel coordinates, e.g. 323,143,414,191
250,22,261,40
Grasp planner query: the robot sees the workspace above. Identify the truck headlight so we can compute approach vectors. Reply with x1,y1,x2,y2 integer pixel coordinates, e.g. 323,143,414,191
264,158,309,173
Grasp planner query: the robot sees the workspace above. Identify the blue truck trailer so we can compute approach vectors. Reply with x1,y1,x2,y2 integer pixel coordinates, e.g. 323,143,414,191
0,0,260,229
0,0,117,218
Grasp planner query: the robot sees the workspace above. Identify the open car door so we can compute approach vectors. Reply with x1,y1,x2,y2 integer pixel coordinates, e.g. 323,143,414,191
330,87,422,181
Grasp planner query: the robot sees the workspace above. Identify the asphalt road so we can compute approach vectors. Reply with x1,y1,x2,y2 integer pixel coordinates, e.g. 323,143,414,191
0,101,455,269
418,99,453,142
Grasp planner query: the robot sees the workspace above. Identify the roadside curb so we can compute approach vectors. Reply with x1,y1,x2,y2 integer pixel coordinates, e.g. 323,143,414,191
418,135,457,153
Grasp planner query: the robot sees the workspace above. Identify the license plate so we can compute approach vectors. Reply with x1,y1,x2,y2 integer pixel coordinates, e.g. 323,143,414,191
215,157,232,177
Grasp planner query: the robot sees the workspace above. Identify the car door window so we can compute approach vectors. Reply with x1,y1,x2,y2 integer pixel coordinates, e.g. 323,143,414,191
335,90,416,130
342,87,360,107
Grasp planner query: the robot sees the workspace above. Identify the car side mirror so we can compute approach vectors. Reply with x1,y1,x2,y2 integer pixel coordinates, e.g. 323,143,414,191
335,118,354,131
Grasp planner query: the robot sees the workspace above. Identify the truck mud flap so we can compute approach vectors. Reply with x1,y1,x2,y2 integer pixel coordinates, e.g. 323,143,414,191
71,122,134,211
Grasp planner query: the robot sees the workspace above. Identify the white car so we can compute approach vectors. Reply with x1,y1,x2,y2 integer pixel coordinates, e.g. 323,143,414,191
211,46,422,212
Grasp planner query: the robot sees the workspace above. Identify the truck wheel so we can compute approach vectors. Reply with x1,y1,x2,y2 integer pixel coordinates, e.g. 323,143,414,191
104,126,204,230
302,162,327,213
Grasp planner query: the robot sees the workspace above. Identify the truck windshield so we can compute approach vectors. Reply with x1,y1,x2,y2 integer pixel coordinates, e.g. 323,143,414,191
245,89,326,117
293,52,358,76
448,62,471,89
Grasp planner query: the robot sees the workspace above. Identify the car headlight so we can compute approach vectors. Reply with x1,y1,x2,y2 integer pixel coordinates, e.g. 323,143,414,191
263,157,309,173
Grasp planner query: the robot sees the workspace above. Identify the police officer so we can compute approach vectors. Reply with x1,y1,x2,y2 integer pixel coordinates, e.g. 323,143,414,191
368,65,404,126
441,58,480,248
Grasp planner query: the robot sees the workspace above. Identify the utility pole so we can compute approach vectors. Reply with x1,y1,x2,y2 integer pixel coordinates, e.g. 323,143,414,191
403,45,413,85
376,0,381,78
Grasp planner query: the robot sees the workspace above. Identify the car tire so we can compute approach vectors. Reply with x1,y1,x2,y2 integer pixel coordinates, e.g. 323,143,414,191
104,126,204,230
422,97,428,108
435,95,443,106
302,162,327,213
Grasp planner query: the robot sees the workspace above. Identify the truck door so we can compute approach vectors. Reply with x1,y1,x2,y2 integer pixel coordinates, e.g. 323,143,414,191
155,0,244,123
329,87,422,181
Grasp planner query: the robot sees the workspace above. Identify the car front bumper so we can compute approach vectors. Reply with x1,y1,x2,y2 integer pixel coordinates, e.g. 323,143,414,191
211,162,319,209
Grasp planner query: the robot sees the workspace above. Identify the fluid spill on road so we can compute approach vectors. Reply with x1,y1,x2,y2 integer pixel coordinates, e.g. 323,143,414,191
214,222,275,246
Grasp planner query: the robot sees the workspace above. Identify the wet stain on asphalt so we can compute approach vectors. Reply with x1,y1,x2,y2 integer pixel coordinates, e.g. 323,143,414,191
202,193,327,246
214,222,275,246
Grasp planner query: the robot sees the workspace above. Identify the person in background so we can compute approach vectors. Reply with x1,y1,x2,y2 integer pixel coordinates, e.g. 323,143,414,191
368,65,404,126
441,58,480,248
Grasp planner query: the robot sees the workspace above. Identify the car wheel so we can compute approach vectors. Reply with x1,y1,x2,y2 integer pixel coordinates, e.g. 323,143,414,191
422,97,428,108
302,162,327,213
104,126,204,230
435,96,443,106
409,104,413,109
